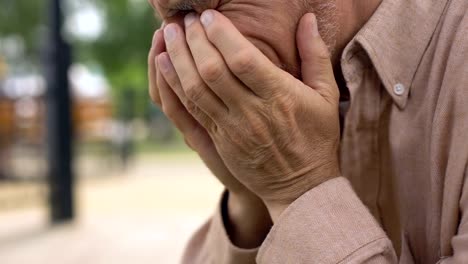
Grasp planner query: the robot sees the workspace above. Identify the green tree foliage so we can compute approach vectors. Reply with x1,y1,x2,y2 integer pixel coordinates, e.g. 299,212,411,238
79,0,160,118
0,0,43,35
75,0,160,119
0,0,161,118
0,0,45,62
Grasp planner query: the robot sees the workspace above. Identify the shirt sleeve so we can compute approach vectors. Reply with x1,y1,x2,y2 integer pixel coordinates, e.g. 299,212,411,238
257,177,398,264
181,191,258,264
435,8,468,263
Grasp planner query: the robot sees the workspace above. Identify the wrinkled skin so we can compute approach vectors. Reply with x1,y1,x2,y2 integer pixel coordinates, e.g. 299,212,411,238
148,0,381,247
157,11,340,211
150,0,338,78
148,0,339,201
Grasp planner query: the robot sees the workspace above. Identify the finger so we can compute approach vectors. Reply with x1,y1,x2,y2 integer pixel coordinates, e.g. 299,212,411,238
199,10,289,98
148,29,166,106
157,52,215,130
157,47,216,156
297,13,339,102
184,13,253,108
158,63,201,135
163,23,228,121
157,54,243,194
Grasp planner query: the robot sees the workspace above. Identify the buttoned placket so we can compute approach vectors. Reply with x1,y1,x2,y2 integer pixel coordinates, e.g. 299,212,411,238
339,46,384,226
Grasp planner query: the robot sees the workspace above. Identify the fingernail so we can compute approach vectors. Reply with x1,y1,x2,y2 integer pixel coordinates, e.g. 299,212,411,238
185,13,197,27
310,14,320,37
200,10,214,27
164,24,177,42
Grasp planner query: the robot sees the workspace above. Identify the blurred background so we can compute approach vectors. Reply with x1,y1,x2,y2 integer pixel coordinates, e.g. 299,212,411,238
0,0,223,263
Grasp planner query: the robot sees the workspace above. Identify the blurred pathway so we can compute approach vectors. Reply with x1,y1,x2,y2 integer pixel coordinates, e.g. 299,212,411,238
0,153,223,264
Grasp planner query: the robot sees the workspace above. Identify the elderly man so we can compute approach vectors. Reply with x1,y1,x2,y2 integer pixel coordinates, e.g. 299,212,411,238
148,0,468,263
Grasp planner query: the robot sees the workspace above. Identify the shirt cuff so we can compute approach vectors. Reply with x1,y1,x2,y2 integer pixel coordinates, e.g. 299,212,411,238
182,191,258,264
257,177,388,263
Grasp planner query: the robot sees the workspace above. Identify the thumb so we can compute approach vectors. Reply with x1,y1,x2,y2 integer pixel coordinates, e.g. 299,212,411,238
297,13,338,101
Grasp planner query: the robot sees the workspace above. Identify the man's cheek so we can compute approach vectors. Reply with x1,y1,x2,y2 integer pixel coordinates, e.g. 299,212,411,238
225,14,300,78
220,17,277,62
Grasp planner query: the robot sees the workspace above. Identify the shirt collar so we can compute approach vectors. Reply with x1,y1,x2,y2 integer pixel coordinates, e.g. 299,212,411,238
341,0,449,109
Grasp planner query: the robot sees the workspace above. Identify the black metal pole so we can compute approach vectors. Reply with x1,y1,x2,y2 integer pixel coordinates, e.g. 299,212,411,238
45,0,74,223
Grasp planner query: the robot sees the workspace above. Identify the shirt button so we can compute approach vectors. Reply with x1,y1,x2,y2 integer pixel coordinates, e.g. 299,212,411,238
393,83,405,96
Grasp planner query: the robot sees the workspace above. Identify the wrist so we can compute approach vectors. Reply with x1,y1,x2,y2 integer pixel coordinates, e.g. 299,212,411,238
224,191,272,249
264,164,341,223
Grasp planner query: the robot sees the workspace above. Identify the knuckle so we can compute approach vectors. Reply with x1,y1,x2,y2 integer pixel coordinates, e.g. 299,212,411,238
272,93,295,113
230,48,257,76
315,47,332,64
199,59,224,83
185,100,199,114
249,118,268,138
240,112,269,141
184,82,205,103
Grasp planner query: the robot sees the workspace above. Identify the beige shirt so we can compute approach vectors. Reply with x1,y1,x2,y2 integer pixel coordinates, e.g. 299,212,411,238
181,0,468,263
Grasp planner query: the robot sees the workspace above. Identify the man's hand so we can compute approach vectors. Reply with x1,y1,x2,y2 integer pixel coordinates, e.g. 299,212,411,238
149,25,272,248
149,25,251,198
158,11,341,221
